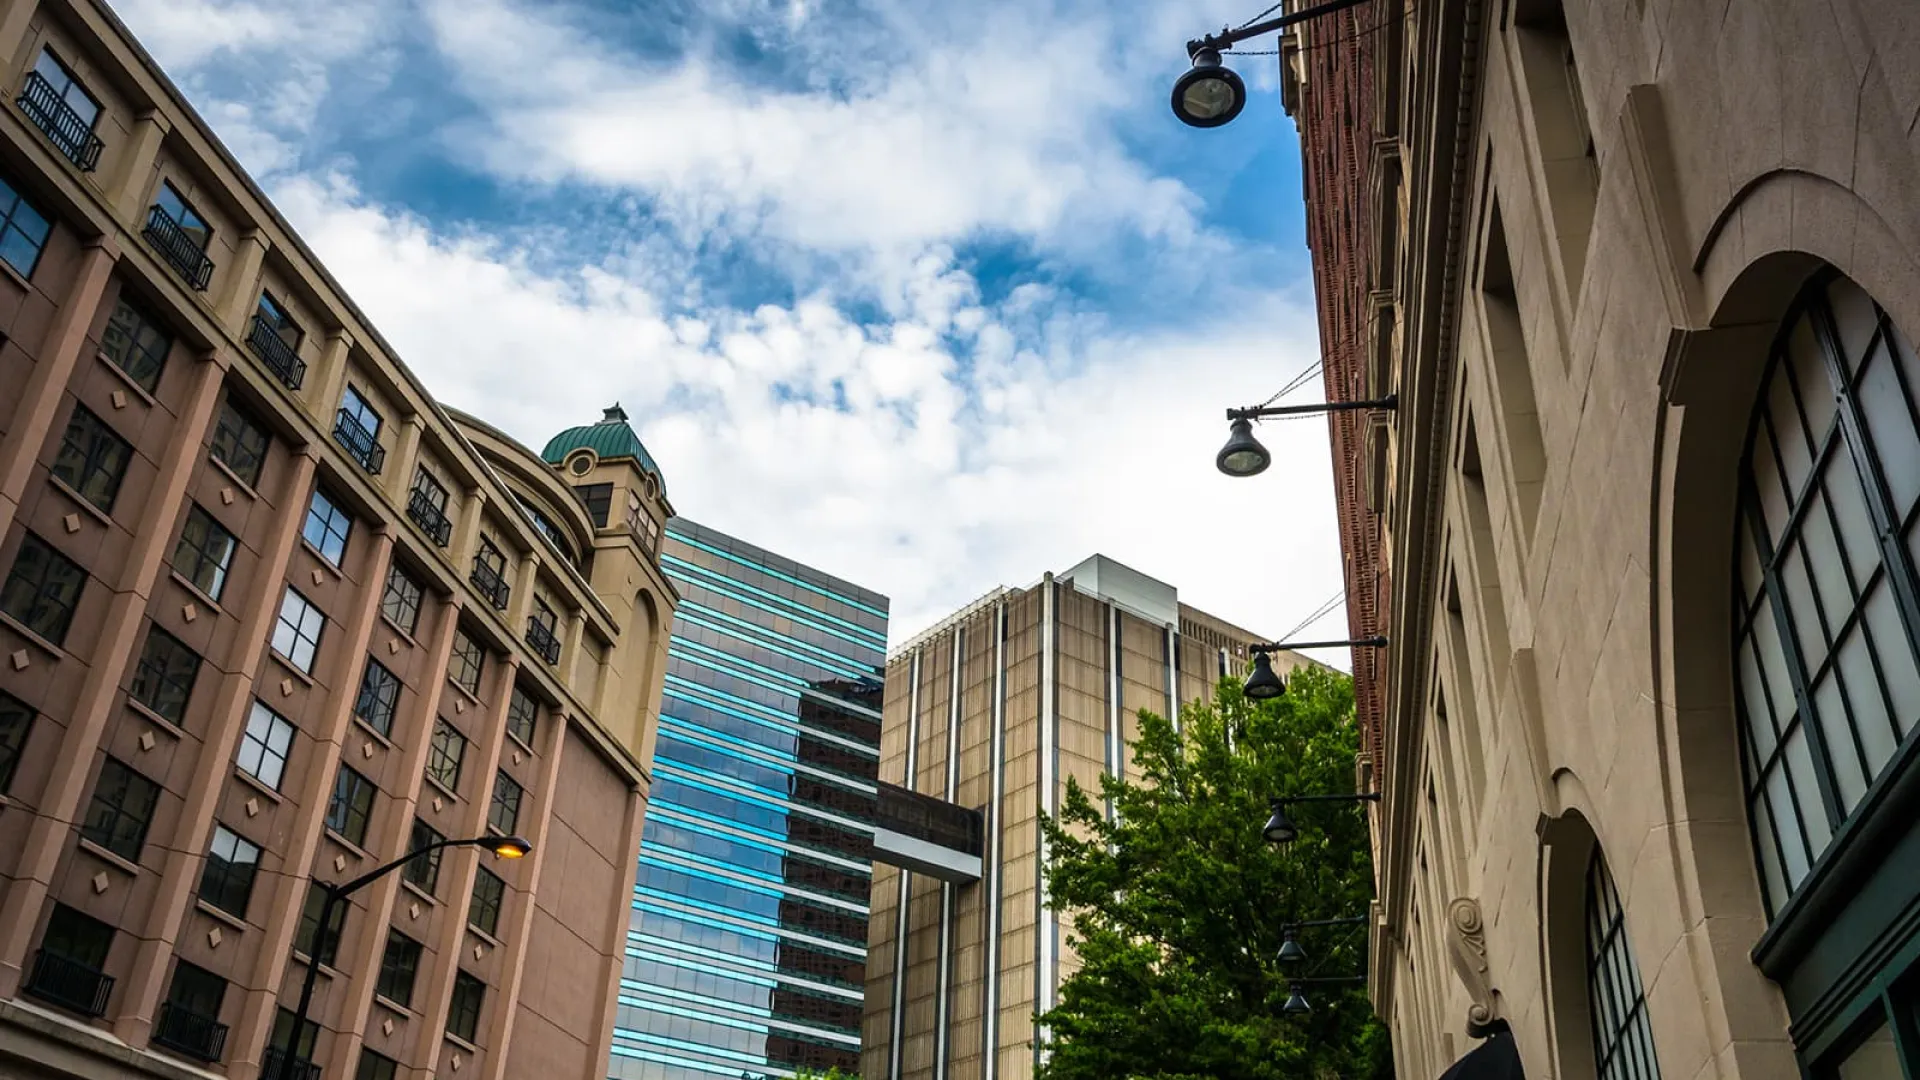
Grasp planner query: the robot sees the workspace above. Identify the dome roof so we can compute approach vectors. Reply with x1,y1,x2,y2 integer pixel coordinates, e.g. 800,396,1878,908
541,405,665,489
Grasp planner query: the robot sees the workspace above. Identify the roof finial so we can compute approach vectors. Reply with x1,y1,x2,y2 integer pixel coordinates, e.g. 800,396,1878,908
602,403,629,423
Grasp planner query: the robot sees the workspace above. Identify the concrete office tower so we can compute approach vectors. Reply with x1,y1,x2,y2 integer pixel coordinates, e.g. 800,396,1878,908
0,0,679,1075
862,556,1313,1080
609,518,889,1080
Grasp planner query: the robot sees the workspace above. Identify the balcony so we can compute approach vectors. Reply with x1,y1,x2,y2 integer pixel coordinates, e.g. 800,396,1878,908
153,1001,229,1062
142,206,214,291
333,411,385,475
261,1046,322,1080
22,950,113,1017
15,71,102,171
526,616,561,665
246,315,307,390
407,487,453,546
470,560,510,611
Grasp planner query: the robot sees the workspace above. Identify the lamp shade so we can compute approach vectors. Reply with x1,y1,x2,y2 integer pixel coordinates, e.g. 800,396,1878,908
1244,650,1285,700
486,835,533,859
1172,48,1247,128
1278,930,1307,965
1216,417,1271,477
1263,801,1298,845
1282,988,1313,1016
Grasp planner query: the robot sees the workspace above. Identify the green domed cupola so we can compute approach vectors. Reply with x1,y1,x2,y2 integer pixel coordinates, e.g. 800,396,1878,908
541,404,665,493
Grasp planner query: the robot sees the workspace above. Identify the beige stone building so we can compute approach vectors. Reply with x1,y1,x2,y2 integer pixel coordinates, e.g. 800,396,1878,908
0,0,678,1076
1276,0,1920,1076
861,555,1316,1080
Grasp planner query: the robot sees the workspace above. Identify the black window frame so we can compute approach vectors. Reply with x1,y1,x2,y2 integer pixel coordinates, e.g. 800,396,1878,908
407,468,452,547
81,756,161,861
468,865,505,938
1,532,87,645
380,562,424,636
209,398,270,489
404,817,444,894
293,885,344,967
172,503,236,602
374,930,422,1008
505,682,538,746
1585,851,1660,1080
129,623,201,725
446,971,484,1042
100,294,173,394
577,482,612,528
301,486,353,567
353,657,401,737
0,691,32,796
335,385,384,475
356,1049,399,1080
20,48,103,171
325,764,375,847
426,719,467,792
51,403,133,513
487,771,523,836
155,960,228,1062
272,586,325,674
449,628,484,695
198,823,261,918
154,181,209,251
0,172,52,279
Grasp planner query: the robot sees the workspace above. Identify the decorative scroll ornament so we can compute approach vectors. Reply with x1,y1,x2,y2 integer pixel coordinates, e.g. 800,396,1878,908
1446,897,1502,1037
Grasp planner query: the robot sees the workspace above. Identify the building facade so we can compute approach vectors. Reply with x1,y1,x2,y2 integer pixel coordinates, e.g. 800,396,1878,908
862,555,1314,1080
1282,0,1920,1077
0,0,679,1077
609,517,889,1080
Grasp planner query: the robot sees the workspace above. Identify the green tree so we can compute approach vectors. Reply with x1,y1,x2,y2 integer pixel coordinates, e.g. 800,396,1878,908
1036,666,1392,1080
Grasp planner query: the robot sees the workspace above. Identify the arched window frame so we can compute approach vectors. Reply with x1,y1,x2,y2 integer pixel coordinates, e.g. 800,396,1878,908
1584,851,1661,1080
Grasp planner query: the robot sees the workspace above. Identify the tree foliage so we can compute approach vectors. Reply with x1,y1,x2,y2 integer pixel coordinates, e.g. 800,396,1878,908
1036,666,1392,1080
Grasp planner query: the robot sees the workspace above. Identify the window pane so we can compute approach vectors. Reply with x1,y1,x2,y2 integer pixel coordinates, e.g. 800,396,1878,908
172,505,236,601
1858,340,1920,514
381,565,422,635
376,932,421,1007
1825,277,1880,370
1810,669,1866,812
1764,758,1811,891
428,721,466,790
0,692,32,796
130,625,201,724
237,701,294,791
1779,545,1827,668
1822,450,1883,584
1783,725,1832,855
1766,370,1814,501
52,406,132,513
354,659,400,737
273,589,324,673
1,533,87,645
301,489,351,566
1862,579,1920,740
82,757,160,861
1832,1014,1900,1080
1736,638,1780,762
101,297,171,394
405,818,443,893
199,824,260,917
1753,426,1792,539
209,401,268,488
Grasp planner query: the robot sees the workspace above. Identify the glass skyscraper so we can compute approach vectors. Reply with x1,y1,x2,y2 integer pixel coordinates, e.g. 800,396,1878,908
609,518,888,1080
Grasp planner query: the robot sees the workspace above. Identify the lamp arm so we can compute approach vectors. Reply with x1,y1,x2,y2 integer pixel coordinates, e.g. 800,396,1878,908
333,836,490,898
1254,635,1388,652
1281,793,1381,806
1226,394,1396,421
1188,0,1373,56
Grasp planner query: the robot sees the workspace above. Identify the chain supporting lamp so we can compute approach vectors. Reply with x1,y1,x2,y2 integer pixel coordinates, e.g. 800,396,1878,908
1264,793,1380,845
1174,0,1374,127
1242,636,1388,700
1216,395,1397,478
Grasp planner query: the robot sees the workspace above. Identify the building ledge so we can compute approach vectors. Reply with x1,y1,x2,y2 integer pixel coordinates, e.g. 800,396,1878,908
0,997,222,1080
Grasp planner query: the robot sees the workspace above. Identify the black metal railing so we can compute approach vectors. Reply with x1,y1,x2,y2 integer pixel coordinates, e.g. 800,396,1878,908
332,412,385,475
407,487,453,546
470,560,510,611
153,1001,229,1062
16,72,103,171
526,617,561,665
142,206,214,291
22,950,113,1017
246,315,307,390
260,1046,323,1080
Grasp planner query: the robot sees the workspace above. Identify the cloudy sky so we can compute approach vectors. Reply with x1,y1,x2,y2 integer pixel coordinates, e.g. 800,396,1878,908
119,0,1346,652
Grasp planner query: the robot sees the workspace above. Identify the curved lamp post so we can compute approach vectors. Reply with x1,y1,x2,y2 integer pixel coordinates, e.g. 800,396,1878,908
1173,0,1375,127
1242,636,1388,701
1216,396,1396,479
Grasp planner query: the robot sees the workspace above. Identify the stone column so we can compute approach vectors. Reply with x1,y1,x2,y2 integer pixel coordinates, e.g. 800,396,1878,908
107,111,171,227
303,330,353,426
0,0,39,85
383,415,425,507
216,229,268,334
587,780,647,1078
478,708,569,1080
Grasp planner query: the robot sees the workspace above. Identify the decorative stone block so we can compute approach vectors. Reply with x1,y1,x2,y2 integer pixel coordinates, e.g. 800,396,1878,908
221,487,235,505
388,638,400,654
382,1018,394,1036
473,943,485,961
182,603,198,623
432,796,444,812
91,872,108,894
512,750,521,765
10,650,27,670
451,1053,463,1071
208,927,222,949
110,389,127,409
335,853,348,872
246,797,260,818
138,731,155,752
454,699,465,714
410,901,421,920
362,741,374,759
62,513,80,533
311,568,325,586
280,678,294,697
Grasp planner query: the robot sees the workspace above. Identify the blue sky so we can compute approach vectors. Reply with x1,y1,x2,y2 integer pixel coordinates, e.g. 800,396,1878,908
121,0,1346,648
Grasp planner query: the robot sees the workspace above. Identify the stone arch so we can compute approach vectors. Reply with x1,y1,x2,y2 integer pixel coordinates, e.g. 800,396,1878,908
627,585,667,764
1536,808,1601,1080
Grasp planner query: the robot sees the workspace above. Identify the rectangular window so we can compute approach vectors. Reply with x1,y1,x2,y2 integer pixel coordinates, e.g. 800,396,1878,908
130,624,201,725
208,398,269,489
380,563,423,636
21,49,102,171
236,701,294,791
1511,0,1598,287
446,972,484,1042
272,587,325,673
527,596,561,664
0,691,32,795
255,292,302,349
505,683,538,746
426,720,467,791
0,173,52,279
375,931,422,1008
356,1049,399,1080
82,757,161,861
52,404,133,513
172,505,236,601
577,483,612,528
1479,197,1549,540
448,628,484,695
471,536,509,610
100,296,172,394
27,904,113,1016
407,468,452,546
326,765,375,847
154,182,210,251
353,658,401,737
146,182,212,290
335,385,384,474
301,487,352,566
468,867,505,937
2,532,87,645
268,1008,319,1080
198,824,261,918
293,884,344,966
156,961,227,1061
488,772,523,835
404,818,444,893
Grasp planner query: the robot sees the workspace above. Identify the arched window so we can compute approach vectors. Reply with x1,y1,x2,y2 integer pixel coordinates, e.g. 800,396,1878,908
1733,272,1920,915
1585,853,1660,1080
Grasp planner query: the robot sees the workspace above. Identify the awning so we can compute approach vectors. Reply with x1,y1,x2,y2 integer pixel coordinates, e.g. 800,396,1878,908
1437,1031,1525,1080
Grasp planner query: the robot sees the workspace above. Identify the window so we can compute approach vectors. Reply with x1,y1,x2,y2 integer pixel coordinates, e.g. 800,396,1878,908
577,482,613,527
301,487,352,566
335,385,384,474
27,904,114,1016
293,884,344,966
154,182,210,251
267,1007,319,1077
380,563,424,636
1585,852,1660,1080
0,691,31,795
20,49,101,170
52,405,133,513
255,292,301,349
354,658,401,737
404,818,444,893
446,972,484,1042
488,772,523,835
198,825,261,918
0,173,51,279
468,867,505,937
147,183,213,290
82,757,161,861
471,536,509,610
426,720,467,791
505,683,538,746
272,587,325,673
100,296,172,394
209,398,269,489
155,961,227,1061
1735,273,1920,914
375,931,422,1007
1511,0,1597,286
449,628,484,695
407,468,452,546
356,1049,399,1080
1,533,86,644
130,624,201,725
236,701,294,791
172,505,236,601
326,765,375,846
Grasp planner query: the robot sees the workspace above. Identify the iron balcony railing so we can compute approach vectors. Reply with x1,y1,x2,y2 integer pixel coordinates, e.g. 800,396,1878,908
526,617,561,665
470,560,510,611
15,71,102,171
142,206,214,291
407,487,453,546
260,1046,322,1080
246,315,307,390
22,950,113,1017
153,1001,229,1062
333,411,385,475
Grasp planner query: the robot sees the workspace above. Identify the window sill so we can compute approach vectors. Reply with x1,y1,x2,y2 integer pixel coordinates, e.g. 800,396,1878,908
194,897,250,931
0,255,30,293
75,836,141,876
0,611,69,661
399,879,438,907
324,828,373,863
95,350,160,409
300,540,345,580
422,775,460,805
46,475,114,528
503,729,536,759
373,995,415,1019
233,768,285,805
125,698,188,740
444,1033,478,1054
289,950,340,979
377,613,421,649
268,651,317,687
167,570,227,616
207,456,262,503
446,680,483,711
350,715,395,750
465,924,502,950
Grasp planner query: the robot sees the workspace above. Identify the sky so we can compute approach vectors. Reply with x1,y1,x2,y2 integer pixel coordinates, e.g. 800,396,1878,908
118,0,1348,655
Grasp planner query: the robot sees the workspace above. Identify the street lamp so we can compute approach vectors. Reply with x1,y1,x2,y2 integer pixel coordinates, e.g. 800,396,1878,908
1242,636,1388,701
1277,915,1370,964
275,834,531,1077
1173,0,1375,128
1279,975,1368,1016
1215,395,1396,479
1263,793,1379,846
